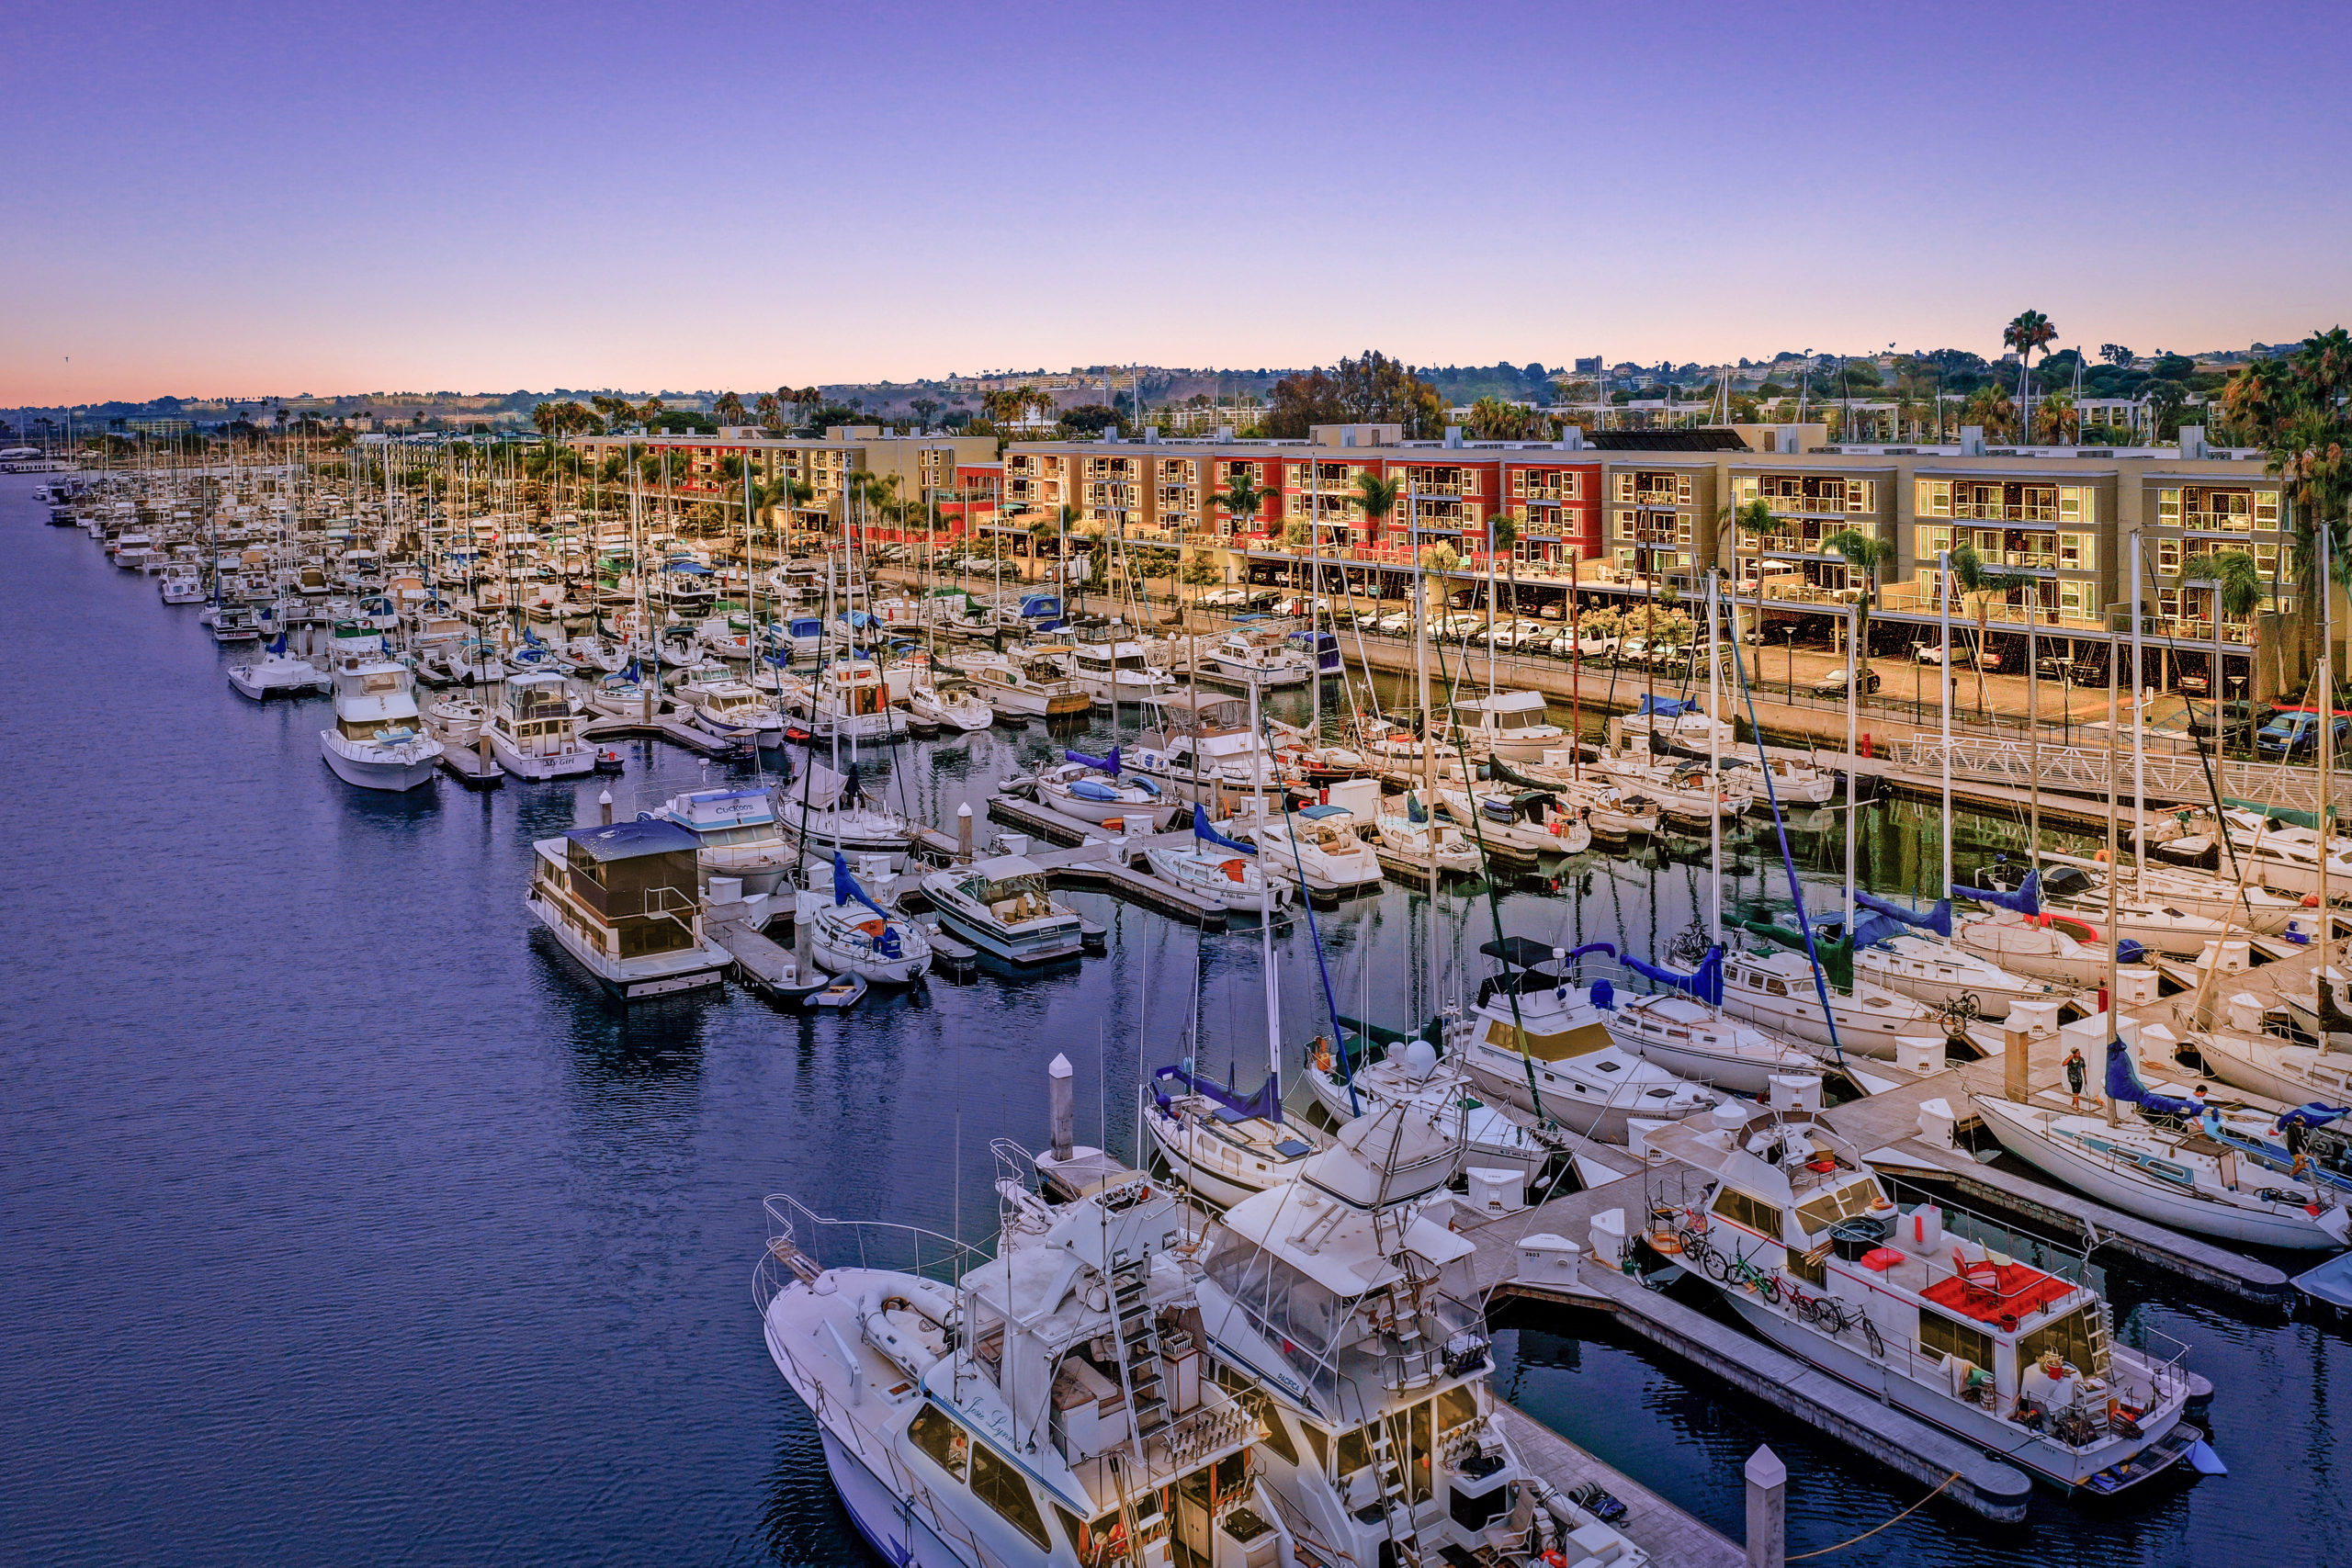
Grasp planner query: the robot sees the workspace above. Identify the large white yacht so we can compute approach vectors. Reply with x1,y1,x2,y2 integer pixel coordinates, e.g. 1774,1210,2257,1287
755,1055,1646,1568
227,637,329,700
318,656,443,791
488,671,595,780
1247,807,1382,897
1131,691,1285,807
1062,637,1181,707
919,854,1086,964
1449,690,1563,762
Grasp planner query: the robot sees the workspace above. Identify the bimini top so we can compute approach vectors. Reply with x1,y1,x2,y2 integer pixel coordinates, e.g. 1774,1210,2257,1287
562,818,702,862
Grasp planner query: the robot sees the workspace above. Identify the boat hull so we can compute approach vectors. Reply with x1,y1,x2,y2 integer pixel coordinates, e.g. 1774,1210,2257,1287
1716,1288,2189,1494
526,891,727,1002
320,734,442,792
1974,1095,2343,1248
491,732,596,780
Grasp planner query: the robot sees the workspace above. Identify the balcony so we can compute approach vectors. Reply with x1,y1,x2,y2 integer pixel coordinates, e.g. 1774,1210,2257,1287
2178,511,2263,533
1942,502,2060,524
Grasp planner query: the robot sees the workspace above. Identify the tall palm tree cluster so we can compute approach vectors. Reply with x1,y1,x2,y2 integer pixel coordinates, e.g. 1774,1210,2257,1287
2216,328,2352,661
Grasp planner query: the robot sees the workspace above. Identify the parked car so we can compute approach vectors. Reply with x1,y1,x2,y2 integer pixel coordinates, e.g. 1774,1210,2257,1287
1812,664,1883,696
2256,711,2352,758
1912,641,1975,667
2188,700,2278,741
1195,586,1249,609
2176,671,2211,695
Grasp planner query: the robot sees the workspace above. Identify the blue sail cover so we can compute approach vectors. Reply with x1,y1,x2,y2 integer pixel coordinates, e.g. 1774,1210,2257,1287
1623,945,1724,1007
1969,870,2042,918
832,852,888,917
1066,746,1122,776
1192,804,1256,855
1154,1063,1282,1122
266,633,288,655
1635,694,1695,718
1853,890,1953,938
2104,1038,2200,1117
620,659,641,683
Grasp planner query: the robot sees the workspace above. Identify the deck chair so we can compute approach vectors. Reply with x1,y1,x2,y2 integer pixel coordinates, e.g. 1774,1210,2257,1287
1951,1247,2003,1303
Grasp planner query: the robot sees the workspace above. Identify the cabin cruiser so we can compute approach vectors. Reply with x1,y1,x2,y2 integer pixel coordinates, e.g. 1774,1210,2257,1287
1648,1111,2212,1493
1593,756,1750,829
799,854,933,984
797,654,907,741
907,673,994,732
1450,690,1563,762
227,638,329,700
1131,691,1288,807
1141,808,1295,913
679,669,785,747
1248,807,1383,897
649,787,799,896
1299,1035,1553,1180
425,693,486,746
1726,754,1837,807
1973,1039,2351,1250
488,671,595,780
919,854,1085,964
1062,637,1180,707
318,655,443,791
208,604,262,643
1203,627,1314,688
158,564,205,604
526,818,730,1002
1449,939,1728,1140
1035,750,1170,829
2141,805,2352,897
950,649,1091,720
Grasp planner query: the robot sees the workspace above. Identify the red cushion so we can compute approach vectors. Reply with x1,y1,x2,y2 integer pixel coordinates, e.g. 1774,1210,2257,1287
1860,1247,1906,1271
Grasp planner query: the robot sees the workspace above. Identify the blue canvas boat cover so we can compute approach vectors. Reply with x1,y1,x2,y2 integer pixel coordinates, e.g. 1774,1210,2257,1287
1153,1063,1282,1123
1853,889,1953,938
1191,805,1255,855
1066,746,1121,775
1623,945,1724,1006
1968,870,2041,917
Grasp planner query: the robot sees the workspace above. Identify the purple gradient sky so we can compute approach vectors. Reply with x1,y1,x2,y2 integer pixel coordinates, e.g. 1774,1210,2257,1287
6,1,2345,404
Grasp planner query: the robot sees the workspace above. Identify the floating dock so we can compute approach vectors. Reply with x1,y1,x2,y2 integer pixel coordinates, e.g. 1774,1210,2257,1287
435,740,504,790
580,712,752,758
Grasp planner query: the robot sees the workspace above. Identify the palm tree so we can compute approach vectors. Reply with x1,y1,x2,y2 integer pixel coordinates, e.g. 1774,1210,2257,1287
1949,545,2030,718
1212,468,1266,539
1822,527,1892,675
2003,310,2058,434
2184,548,2265,726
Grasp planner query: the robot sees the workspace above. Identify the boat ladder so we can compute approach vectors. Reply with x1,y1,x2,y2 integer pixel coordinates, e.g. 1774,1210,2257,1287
1368,1412,1424,1568
1107,1247,1171,1441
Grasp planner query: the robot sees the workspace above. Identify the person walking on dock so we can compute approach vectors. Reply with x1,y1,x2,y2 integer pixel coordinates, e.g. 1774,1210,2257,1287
2063,1045,2086,1110
2278,1111,2313,1182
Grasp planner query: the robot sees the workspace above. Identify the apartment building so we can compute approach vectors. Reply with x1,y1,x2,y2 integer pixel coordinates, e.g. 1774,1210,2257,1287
570,426,998,535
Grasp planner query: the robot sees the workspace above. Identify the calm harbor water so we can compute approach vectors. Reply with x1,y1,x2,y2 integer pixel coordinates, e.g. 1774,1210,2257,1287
3,470,2346,1566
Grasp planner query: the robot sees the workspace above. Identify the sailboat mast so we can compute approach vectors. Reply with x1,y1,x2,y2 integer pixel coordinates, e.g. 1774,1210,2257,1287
1939,547,1953,901
2132,529,2146,874
2103,604,2122,1125
1707,569,1723,948
2322,524,2335,943
1844,601,1858,931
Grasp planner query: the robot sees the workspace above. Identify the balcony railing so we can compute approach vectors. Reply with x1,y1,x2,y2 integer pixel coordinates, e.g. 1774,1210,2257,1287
1933,502,2061,524
2177,511,2264,532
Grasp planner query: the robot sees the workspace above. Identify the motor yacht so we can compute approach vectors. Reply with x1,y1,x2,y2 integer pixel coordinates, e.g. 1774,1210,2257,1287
949,649,1091,720
227,638,329,700
1203,628,1313,688
488,671,595,780
1131,691,1287,807
1248,807,1383,897
426,692,487,746
1062,637,1181,707
650,787,800,896
158,564,205,604
318,655,443,791
1449,690,1563,762
797,653,907,741
918,854,1085,964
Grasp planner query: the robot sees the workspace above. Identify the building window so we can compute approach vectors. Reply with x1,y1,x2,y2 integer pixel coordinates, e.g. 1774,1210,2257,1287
2060,581,2088,617
1916,479,1952,518
2058,532,2098,571
1916,525,1953,559
2156,537,2182,574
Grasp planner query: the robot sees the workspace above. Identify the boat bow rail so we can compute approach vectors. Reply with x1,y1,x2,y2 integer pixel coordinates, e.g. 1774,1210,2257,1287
753,1192,996,1315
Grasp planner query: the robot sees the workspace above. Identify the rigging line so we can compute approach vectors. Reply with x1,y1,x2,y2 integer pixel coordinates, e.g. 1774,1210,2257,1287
1257,710,1356,1114
1427,609,1550,1124
1723,576,1850,1069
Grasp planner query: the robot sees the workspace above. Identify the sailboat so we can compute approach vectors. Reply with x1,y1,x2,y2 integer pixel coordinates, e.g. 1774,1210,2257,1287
1141,806,1293,914
1973,1040,2351,1249
1036,748,1170,828
799,852,932,985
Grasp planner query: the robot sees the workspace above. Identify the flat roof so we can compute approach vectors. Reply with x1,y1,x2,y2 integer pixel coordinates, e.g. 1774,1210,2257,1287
560,818,702,862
